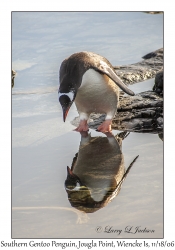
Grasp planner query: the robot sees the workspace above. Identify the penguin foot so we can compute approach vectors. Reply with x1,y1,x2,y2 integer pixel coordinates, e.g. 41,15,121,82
74,120,89,132
97,119,112,133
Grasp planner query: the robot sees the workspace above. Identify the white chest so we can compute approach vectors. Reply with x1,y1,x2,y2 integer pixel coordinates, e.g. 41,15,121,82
80,68,106,89
75,69,119,118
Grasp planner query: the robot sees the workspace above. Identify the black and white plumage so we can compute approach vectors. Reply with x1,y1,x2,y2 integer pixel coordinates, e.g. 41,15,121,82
58,51,135,132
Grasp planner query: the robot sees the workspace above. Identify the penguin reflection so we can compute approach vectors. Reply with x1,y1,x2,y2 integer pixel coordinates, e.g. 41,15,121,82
65,132,138,213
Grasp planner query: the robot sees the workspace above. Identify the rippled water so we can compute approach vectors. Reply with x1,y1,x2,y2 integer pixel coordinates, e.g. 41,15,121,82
12,12,163,239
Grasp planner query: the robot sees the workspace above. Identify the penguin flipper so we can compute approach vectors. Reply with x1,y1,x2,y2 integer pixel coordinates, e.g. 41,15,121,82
94,64,135,96
106,67,135,96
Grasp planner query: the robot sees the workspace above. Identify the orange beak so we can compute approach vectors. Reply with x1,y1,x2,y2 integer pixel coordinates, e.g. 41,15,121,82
67,166,74,176
63,107,70,122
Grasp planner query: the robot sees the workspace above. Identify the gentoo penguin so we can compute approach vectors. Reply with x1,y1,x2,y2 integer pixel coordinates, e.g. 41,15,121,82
58,51,135,132
65,131,139,213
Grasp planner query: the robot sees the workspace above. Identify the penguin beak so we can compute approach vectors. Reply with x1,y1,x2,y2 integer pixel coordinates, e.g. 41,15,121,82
63,106,71,122
67,166,74,176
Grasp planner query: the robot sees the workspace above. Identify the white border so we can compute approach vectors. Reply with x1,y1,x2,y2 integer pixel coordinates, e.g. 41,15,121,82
1,0,174,246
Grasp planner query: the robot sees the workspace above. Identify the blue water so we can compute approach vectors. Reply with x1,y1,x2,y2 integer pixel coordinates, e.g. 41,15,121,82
12,11,163,238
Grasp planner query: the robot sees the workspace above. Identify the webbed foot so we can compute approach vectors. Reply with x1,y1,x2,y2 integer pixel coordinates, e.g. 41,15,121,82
96,119,112,133
74,120,89,132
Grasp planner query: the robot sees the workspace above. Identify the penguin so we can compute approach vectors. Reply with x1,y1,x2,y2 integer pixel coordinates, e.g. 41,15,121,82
64,131,139,213
58,51,135,132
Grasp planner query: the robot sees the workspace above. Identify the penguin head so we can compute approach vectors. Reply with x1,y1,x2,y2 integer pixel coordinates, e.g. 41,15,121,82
65,166,84,191
59,55,86,121
58,91,76,122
